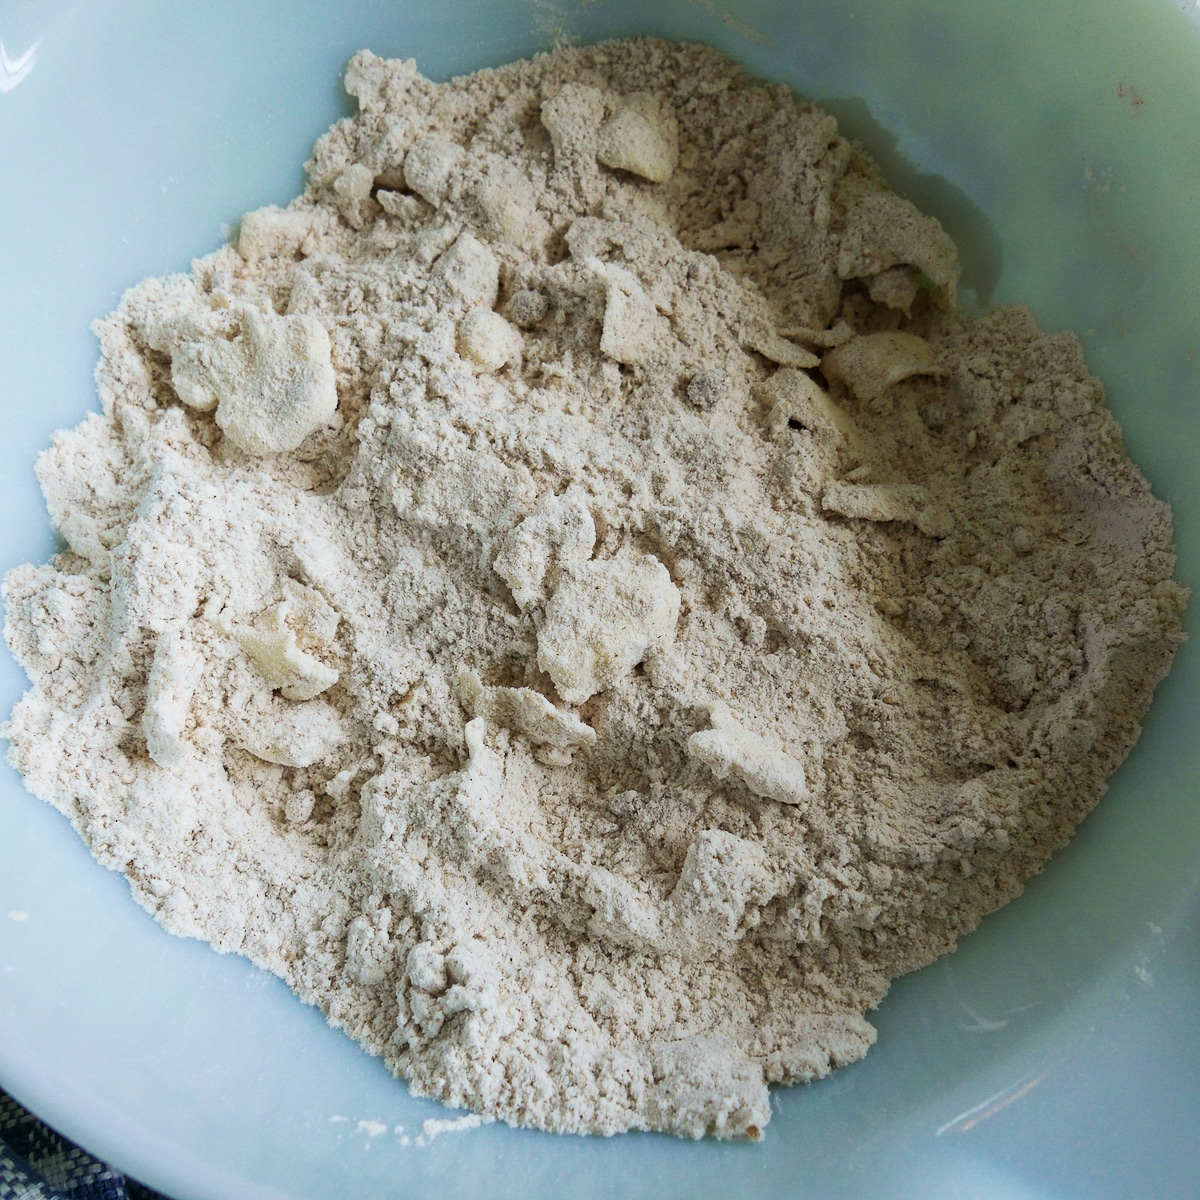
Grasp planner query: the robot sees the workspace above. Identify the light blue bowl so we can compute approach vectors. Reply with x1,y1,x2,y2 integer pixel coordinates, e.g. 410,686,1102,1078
1,2,1197,1197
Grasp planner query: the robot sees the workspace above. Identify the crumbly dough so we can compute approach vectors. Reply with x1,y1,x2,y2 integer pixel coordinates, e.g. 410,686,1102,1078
2,38,1187,1140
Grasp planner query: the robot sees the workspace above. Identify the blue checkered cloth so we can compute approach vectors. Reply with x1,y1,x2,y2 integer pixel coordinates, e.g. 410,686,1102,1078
0,1091,167,1200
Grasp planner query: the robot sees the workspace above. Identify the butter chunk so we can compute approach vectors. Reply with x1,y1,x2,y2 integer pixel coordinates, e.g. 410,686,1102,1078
837,183,958,302
540,84,608,204
458,670,596,763
432,232,500,309
669,829,770,949
150,305,338,454
590,258,663,366
331,163,375,229
760,369,868,456
470,156,546,246
538,555,680,704
585,829,770,958
237,581,340,701
404,134,465,206
821,332,940,403
458,309,522,372
821,481,929,524
822,481,952,538
744,328,820,369
237,205,314,262
345,911,391,985
596,94,679,183
688,704,808,806
493,491,596,610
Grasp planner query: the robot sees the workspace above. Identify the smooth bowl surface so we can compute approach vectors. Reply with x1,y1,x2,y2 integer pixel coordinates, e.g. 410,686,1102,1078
1,2,1198,1198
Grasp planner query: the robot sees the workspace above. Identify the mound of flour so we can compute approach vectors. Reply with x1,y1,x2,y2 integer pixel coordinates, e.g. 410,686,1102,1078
3,39,1187,1139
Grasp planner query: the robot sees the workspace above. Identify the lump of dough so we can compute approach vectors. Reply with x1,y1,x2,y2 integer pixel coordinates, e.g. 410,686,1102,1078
596,94,679,183
687,704,808,806
457,309,522,372
236,580,339,701
686,368,731,410
506,289,549,328
537,555,680,705
492,491,596,610
148,305,338,454
821,331,940,403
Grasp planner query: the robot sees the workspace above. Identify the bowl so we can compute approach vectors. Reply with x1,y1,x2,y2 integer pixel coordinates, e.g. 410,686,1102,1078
1,1,1197,1197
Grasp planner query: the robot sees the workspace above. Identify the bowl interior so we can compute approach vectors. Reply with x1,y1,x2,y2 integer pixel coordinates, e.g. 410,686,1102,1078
1,2,1198,1198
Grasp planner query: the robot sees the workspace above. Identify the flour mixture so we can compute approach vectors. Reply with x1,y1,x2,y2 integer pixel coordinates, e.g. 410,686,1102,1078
3,39,1187,1139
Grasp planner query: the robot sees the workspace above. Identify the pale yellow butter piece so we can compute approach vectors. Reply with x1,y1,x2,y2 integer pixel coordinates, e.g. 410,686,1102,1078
688,704,808,806
537,555,680,704
596,94,679,183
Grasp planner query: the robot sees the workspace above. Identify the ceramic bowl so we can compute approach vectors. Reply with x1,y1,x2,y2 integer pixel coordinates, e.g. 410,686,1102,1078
1,2,1197,1197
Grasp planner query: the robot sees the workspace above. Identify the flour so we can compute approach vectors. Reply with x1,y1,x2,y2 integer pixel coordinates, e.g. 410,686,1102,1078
418,1113,493,1144
2,38,1187,1140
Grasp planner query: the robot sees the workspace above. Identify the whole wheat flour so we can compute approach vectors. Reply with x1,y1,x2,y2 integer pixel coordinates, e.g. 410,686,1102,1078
3,38,1188,1140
